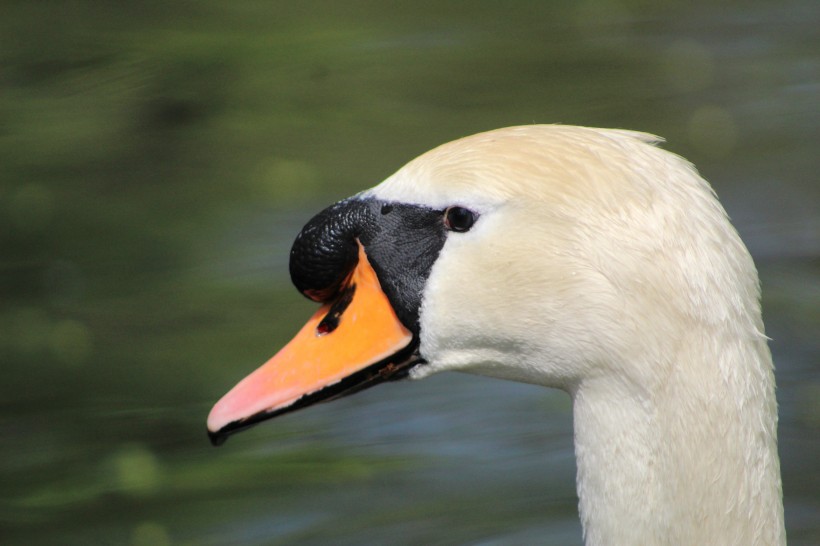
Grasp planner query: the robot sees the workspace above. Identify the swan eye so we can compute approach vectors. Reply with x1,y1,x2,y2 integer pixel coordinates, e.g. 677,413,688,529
444,206,476,232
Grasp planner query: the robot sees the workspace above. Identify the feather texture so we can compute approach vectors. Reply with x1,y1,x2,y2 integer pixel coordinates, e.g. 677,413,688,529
367,125,786,546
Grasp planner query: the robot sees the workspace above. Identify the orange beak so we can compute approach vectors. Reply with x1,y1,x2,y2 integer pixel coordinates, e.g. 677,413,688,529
207,244,416,445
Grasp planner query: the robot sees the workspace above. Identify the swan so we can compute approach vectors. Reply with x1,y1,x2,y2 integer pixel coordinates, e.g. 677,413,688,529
207,125,786,545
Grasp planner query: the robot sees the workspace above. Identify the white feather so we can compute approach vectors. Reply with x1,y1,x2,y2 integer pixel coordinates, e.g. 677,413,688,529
368,125,786,546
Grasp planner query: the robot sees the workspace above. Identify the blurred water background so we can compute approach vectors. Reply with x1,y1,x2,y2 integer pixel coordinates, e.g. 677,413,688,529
1,1,818,545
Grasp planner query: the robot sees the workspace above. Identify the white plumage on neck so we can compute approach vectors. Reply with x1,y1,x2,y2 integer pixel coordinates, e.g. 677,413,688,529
369,125,786,545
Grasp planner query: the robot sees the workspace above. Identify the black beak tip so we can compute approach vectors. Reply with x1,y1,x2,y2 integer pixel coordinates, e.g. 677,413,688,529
208,429,228,447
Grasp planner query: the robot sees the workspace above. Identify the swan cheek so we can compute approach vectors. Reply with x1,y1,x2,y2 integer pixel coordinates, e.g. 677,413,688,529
411,233,540,382
410,215,622,388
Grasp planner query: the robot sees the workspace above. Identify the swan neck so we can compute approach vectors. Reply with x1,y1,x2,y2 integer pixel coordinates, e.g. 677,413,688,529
571,345,785,546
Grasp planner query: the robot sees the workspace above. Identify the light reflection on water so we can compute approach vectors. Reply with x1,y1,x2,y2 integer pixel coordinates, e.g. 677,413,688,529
1,1,818,545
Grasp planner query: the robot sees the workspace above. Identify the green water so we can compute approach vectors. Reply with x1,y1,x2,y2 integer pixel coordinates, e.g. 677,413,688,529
1,2,818,544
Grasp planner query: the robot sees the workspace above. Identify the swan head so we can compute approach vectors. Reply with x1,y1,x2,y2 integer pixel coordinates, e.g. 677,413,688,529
207,125,785,545
207,125,763,443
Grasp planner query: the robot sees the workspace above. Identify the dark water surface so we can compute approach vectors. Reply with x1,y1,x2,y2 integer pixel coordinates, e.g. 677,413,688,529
1,2,818,545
